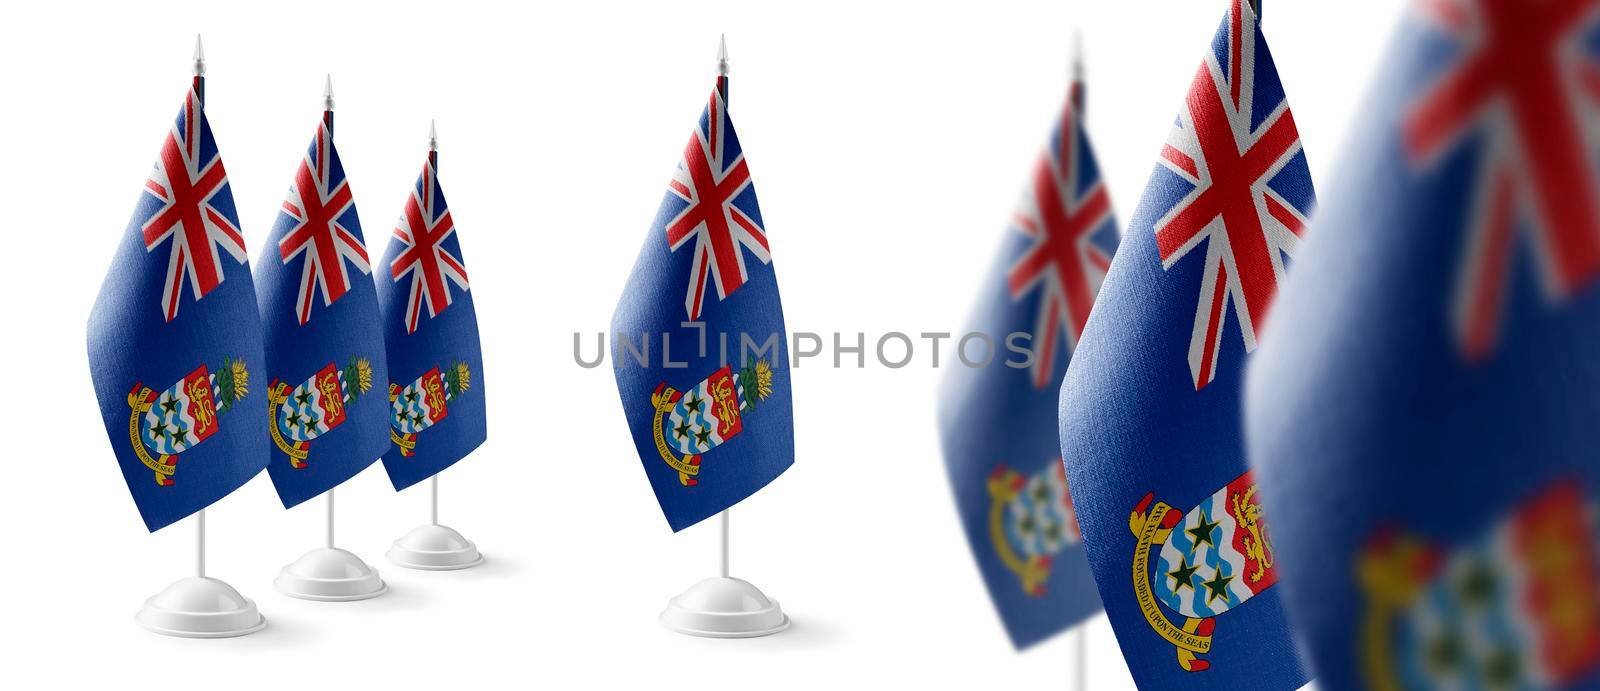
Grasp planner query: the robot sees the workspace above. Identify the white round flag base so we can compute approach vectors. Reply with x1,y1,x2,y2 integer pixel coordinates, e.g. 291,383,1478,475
387,524,484,571
136,576,267,638
660,577,791,638
274,547,388,601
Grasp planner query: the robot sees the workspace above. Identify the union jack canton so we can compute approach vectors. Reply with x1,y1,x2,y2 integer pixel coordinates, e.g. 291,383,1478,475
1154,0,1311,389
663,75,771,321
276,121,371,326
391,158,470,335
141,88,249,323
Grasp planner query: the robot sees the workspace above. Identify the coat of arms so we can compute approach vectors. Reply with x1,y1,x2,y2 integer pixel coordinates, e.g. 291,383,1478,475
389,362,471,456
649,360,773,486
267,357,374,468
1129,470,1278,672
1358,481,1600,689
125,357,249,486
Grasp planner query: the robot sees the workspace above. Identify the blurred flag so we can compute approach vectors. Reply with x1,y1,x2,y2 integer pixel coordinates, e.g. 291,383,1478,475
939,69,1115,648
1245,2,1600,689
254,110,391,508
86,84,268,532
611,72,794,532
1057,1,1316,686
374,141,486,491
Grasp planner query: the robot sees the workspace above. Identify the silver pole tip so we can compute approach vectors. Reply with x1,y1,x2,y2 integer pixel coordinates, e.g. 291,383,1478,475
323,74,334,111
1072,30,1084,82
716,34,729,76
192,35,206,77
428,119,438,151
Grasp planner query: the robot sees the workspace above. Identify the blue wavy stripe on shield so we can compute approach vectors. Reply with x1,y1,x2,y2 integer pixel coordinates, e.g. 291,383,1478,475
1016,492,1046,555
1003,500,1031,557
1158,498,1205,609
1156,519,1196,613
667,400,702,455
1402,574,1473,688
279,400,301,437
1196,496,1241,618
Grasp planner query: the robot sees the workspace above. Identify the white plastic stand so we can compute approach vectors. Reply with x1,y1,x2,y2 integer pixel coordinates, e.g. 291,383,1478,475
137,509,267,638
388,475,483,570
659,509,790,638
275,489,387,601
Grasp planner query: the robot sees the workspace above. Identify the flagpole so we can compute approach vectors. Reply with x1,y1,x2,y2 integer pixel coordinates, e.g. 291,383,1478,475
192,35,205,102
428,119,438,169
1071,30,1084,116
1071,625,1087,691
323,74,334,132
322,75,337,555
326,490,336,548
191,35,209,585
715,35,731,585
427,121,440,532
196,509,207,578
719,510,730,578
1068,38,1090,691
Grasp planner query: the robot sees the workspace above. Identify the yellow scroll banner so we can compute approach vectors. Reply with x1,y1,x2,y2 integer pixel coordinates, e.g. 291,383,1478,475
987,471,1050,595
1131,501,1213,655
650,386,701,486
267,383,310,464
390,429,416,455
126,387,177,485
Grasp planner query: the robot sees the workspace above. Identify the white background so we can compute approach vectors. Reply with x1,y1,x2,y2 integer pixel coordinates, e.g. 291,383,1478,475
3,1,1400,687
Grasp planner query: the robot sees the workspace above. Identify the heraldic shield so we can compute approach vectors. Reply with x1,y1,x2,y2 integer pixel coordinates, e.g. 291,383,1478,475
650,360,774,487
1129,470,1279,672
989,462,1082,597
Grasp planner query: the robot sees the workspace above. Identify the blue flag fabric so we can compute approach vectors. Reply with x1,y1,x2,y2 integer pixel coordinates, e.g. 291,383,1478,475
1246,4,1600,689
939,78,1115,649
86,85,268,532
611,76,794,532
254,117,391,508
1057,1,1315,687
374,151,486,491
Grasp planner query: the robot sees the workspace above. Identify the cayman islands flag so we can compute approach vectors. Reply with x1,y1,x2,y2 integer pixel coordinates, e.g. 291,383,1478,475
611,71,794,532
86,81,269,532
1057,2,1316,687
1245,2,1600,689
254,109,390,508
938,72,1115,648
374,139,486,491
